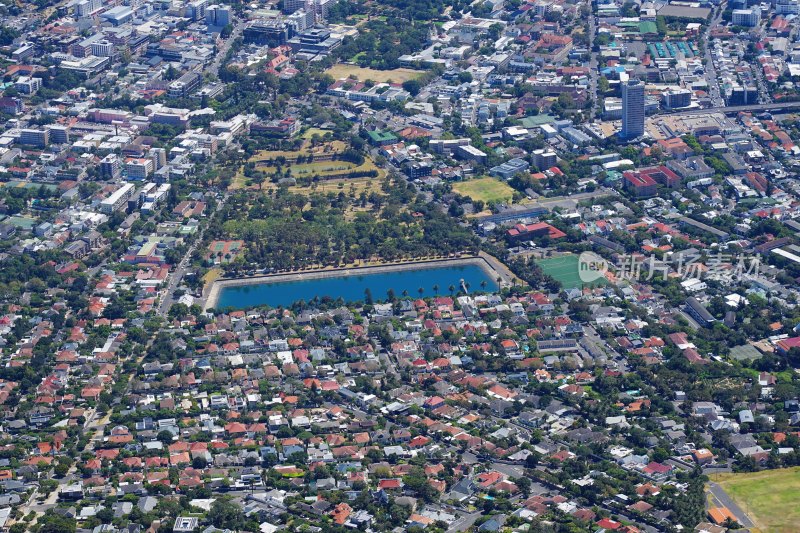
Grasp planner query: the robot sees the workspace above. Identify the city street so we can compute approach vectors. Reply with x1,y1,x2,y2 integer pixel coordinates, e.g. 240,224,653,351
702,3,726,107
708,482,756,528
157,192,229,317
587,12,599,120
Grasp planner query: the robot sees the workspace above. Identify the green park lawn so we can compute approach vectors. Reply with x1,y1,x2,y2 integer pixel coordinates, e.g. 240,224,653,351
452,177,516,204
711,467,800,533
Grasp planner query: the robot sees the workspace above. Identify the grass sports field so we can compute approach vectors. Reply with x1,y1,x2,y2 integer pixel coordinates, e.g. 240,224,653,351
710,468,800,533
537,254,607,290
538,255,582,289
452,177,515,204
325,64,423,83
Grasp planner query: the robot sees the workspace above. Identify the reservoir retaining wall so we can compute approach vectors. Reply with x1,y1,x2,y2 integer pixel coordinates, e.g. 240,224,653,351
204,255,504,310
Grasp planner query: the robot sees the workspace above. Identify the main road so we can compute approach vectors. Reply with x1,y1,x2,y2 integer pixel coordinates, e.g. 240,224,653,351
701,2,726,107
157,192,230,317
587,7,599,120
655,100,800,118
209,21,247,78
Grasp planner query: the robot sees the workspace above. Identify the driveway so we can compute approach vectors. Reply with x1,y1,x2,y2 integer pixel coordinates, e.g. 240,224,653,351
446,511,482,533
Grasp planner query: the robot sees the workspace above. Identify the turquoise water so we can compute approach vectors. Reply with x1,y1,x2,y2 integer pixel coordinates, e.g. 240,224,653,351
215,264,498,310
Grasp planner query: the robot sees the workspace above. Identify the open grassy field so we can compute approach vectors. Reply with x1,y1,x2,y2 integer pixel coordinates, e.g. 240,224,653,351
325,64,424,83
538,255,582,289
264,176,384,196
260,176,388,220
203,268,222,285
289,161,357,175
452,177,516,204
236,135,385,191
248,139,347,163
537,254,607,290
0,181,58,192
301,128,333,140
259,156,383,180
710,468,800,533
234,157,385,192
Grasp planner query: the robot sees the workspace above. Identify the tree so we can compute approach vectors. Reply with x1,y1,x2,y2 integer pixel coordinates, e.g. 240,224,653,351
656,15,667,36
515,476,532,497
39,480,58,494
157,430,174,444
402,79,421,96
402,466,439,502
525,453,540,468
557,93,575,109
252,173,265,190
54,462,70,478
207,497,246,530
164,64,180,81
95,508,114,523
0,27,20,46
37,513,76,533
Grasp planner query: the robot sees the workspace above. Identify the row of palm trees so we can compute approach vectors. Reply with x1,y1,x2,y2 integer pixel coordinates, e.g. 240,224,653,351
365,274,517,303
411,274,519,297
392,280,491,299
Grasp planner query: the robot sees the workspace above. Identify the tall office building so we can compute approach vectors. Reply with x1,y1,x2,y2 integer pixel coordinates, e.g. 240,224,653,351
310,0,335,20
731,7,760,27
149,147,167,170
19,129,49,147
621,79,645,139
125,158,154,180
287,9,314,32
14,76,41,94
663,88,692,109
90,40,115,58
74,0,103,17
100,154,122,179
283,0,307,13
205,4,231,26
46,125,70,144
186,0,208,21
776,0,799,14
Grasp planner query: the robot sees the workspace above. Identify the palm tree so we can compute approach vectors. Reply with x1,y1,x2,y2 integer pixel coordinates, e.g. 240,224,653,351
480,280,487,291
449,284,455,295
432,284,439,294
418,287,424,297
402,289,408,298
